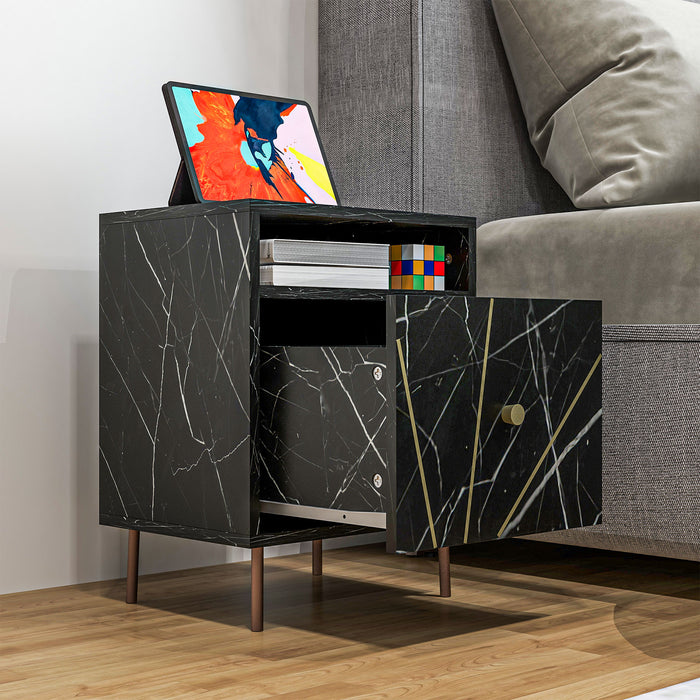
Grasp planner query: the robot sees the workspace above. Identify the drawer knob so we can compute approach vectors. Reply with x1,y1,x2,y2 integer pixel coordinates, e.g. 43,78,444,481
501,404,525,426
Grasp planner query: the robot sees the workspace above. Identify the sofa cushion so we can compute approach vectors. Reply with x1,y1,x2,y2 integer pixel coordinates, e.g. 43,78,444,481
491,0,700,209
477,201,700,324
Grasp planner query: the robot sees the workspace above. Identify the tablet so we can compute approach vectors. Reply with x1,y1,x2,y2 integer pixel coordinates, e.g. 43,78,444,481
163,81,339,205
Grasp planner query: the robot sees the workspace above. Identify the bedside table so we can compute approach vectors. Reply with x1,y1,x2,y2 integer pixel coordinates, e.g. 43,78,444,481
100,200,601,630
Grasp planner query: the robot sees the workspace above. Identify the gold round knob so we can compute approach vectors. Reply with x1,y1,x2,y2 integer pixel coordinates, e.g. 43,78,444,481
501,404,525,426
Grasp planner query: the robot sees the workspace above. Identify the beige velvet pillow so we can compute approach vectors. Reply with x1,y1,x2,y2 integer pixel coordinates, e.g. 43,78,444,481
492,0,700,208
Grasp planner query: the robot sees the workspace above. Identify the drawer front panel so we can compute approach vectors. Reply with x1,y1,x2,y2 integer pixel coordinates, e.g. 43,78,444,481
259,346,390,513
392,296,601,553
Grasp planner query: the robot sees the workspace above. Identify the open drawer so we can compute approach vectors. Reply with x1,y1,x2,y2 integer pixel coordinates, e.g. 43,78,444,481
258,293,602,553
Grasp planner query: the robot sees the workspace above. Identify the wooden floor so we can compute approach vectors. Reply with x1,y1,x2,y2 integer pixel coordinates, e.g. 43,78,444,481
1,541,698,699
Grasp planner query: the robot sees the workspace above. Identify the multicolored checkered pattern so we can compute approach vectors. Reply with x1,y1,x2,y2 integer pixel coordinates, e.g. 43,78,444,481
390,244,445,290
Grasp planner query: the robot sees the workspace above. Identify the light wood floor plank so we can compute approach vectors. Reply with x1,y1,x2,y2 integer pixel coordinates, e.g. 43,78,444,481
0,540,697,699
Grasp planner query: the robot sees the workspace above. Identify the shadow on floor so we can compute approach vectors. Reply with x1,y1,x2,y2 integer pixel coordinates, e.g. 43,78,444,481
97,562,542,648
444,539,699,600
323,540,698,601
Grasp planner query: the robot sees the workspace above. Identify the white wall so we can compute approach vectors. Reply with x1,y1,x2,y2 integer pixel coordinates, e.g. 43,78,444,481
0,0,380,596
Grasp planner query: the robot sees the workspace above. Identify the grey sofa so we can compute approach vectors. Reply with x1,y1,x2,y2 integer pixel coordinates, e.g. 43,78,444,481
318,0,699,560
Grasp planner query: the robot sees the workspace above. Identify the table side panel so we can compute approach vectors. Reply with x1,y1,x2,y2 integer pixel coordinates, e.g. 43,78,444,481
99,211,254,536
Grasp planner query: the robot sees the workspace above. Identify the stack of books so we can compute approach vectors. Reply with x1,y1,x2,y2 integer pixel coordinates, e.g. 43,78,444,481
260,239,390,289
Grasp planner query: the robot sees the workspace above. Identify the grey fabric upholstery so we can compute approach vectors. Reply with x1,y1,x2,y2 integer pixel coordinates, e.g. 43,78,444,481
477,202,700,324
527,325,700,562
319,0,413,212
319,0,572,223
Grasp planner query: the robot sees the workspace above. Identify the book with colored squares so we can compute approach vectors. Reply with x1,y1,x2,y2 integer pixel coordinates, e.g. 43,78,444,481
163,82,339,205
390,244,445,290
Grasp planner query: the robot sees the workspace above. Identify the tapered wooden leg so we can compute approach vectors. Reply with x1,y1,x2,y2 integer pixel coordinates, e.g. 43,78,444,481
312,539,322,576
126,529,140,604
438,546,451,597
251,547,264,632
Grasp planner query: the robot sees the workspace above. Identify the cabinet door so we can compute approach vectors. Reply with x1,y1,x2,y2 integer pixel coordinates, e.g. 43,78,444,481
390,295,601,553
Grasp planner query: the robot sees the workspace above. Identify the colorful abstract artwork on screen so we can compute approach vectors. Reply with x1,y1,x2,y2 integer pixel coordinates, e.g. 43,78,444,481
172,87,337,204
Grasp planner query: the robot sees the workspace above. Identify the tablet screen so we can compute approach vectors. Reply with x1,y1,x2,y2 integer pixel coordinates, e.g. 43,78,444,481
163,82,339,205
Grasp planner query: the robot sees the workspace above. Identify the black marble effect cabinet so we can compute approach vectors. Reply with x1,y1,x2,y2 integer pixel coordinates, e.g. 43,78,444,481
100,200,601,564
